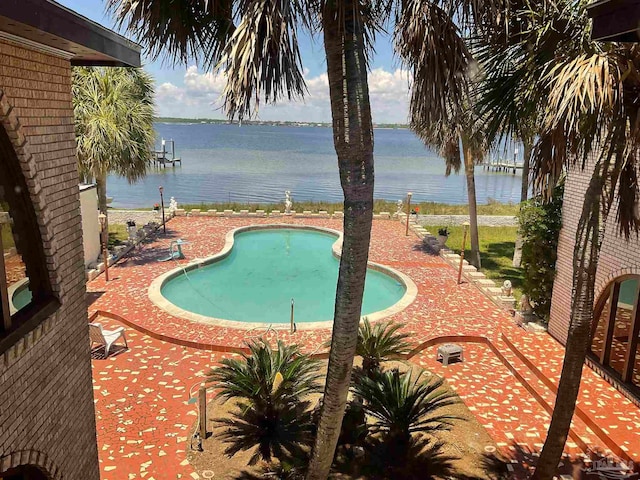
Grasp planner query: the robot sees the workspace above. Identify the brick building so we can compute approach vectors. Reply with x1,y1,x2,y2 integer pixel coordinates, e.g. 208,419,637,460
0,2,140,478
548,0,640,404
549,160,640,403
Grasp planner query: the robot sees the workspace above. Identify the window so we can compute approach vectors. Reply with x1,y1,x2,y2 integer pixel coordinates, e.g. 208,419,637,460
0,465,49,480
590,275,640,389
0,124,57,347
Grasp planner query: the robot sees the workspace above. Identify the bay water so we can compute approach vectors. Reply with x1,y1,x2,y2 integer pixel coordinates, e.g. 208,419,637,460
107,123,523,208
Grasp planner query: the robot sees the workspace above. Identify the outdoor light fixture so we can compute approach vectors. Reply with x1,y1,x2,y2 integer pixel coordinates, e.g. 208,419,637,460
458,222,470,285
405,192,413,236
98,213,109,282
159,186,166,234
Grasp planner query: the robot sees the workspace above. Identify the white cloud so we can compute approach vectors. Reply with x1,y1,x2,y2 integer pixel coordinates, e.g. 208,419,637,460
155,66,410,123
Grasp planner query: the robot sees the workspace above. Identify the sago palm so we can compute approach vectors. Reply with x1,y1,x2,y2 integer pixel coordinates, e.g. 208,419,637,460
477,1,640,477
353,368,460,477
73,67,155,217
108,0,501,476
207,339,323,465
357,318,412,377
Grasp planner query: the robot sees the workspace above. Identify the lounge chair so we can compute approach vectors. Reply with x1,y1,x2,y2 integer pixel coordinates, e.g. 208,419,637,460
89,323,128,356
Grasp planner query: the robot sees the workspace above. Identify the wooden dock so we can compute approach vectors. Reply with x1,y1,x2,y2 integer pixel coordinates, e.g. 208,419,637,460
482,158,523,174
153,138,182,167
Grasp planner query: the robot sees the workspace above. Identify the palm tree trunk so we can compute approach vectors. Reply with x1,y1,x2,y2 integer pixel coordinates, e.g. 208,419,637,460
306,3,374,479
96,172,109,236
462,137,481,268
532,166,604,480
520,139,532,203
513,138,532,268
96,173,108,215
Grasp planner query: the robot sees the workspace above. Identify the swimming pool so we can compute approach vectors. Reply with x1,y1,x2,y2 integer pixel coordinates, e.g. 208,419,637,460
151,226,416,328
8,278,31,315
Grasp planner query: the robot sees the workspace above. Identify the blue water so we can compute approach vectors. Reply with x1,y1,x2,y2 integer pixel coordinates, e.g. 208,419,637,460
107,123,524,208
619,278,638,305
12,284,32,311
160,229,406,323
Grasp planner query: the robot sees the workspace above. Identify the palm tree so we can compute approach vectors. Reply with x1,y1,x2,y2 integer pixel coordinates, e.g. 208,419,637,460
477,2,640,477
207,339,323,466
353,369,460,469
356,318,412,377
73,67,155,218
108,1,500,477
413,101,488,268
473,20,541,268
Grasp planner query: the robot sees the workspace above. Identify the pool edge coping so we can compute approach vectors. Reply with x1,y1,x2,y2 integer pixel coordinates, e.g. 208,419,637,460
147,224,418,330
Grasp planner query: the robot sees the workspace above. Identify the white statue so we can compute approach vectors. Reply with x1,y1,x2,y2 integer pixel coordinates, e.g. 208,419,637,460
502,280,513,297
519,294,533,314
396,199,403,217
168,197,178,215
284,190,293,215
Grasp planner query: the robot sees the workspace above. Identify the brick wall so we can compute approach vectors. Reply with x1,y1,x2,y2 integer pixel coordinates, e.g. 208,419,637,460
0,38,99,479
549,154,640,344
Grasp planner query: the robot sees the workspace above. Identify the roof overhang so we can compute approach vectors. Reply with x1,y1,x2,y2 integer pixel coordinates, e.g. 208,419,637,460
588,0,640,42
0,0,141,67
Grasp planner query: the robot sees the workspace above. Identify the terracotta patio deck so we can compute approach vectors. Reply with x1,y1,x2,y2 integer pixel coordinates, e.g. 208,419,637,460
88,216,640,479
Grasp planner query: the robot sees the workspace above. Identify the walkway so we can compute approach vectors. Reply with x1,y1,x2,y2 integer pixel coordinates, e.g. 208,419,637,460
417,214,518,227
88,216,640,479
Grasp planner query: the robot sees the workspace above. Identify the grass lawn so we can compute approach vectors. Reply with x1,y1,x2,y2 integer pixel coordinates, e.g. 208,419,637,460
1,222,14,251
437,225,524,299
108,223,129,247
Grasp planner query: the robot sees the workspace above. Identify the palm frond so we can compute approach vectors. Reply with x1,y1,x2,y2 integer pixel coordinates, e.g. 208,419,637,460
217,0,307,119
357,318,412,375
208,338,322,464
396,0,472,129
107,0,234,66
354,369,462,444
73,67,155,183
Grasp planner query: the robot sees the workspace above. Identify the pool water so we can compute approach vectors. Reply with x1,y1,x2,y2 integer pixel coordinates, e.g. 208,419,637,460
12,286,32,311
160,229,406,324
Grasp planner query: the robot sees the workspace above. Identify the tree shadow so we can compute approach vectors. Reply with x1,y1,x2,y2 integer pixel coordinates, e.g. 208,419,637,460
90,344,128,360
85,291,104,308
114,227,185,267
461,241,524,292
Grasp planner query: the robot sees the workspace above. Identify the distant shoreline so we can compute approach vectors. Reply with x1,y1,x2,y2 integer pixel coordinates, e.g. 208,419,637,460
154,117,409,130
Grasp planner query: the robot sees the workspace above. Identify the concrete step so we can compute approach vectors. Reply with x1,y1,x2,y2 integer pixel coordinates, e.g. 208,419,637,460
485,287,504,297
467,272,487,282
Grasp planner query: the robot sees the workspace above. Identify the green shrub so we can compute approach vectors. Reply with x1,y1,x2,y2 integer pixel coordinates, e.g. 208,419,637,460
517,184,564,321
356,318,412,378
207,339,322,466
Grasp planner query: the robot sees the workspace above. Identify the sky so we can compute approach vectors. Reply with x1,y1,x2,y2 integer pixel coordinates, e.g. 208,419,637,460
58,0,412,123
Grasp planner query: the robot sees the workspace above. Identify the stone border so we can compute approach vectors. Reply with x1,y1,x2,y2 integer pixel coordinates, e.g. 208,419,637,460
148,224,417,330
402,216,519,312
173,208,397,220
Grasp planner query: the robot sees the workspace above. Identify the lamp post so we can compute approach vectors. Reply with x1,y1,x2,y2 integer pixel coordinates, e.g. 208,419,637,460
513,148,519,174
457,222,469,285
159,186,166,234
98,213,109,282
405,192,413,236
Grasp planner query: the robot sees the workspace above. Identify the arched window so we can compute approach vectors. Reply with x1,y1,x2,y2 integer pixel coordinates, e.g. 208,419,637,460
0,123,57,346
0,465,49,480
590,275,640,390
